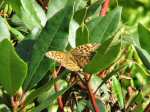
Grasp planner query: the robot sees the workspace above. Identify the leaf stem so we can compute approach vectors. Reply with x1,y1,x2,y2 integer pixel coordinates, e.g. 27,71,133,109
144,102,150,112
101,0,110,16
11,96,19,112
84,73,100,112
53,65,64,112
37,0,48,11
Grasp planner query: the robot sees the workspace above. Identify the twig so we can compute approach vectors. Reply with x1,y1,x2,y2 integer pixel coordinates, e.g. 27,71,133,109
11,90,28,112
37,0,48,11
11,89,26,112
84,73,100,112
19,92,28,112
101,0,110,16
11,96,19,112
144,102,150,112
52,65,64,112
77,72,86,86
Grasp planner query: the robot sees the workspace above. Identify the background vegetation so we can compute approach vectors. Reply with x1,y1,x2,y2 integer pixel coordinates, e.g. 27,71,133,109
0,0,150,112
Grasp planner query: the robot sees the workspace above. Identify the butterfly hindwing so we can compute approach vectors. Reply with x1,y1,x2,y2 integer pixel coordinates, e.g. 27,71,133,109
70,43,100,57
73,55,91,68
70,43,100,68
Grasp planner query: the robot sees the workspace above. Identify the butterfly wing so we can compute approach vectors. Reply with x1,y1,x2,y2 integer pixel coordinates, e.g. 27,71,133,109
45,51,81,71
70,43,100,68
45,43,100,71
70,43,100,57
73,55,91,68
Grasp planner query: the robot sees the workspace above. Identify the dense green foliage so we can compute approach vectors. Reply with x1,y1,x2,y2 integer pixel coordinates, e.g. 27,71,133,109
0,0,150,112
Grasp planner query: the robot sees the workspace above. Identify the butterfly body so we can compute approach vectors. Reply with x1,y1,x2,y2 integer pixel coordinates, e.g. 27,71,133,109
45,43,100,71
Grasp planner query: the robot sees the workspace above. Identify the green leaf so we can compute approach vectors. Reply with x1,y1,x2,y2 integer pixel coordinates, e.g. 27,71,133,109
87,98,106,112
134,24,150,70
30,32,67,83
112,76,124,109
8,0,47,30
74,1,101,24
76,25,89,46
131,63,149,88
142,83,150,96
47,0,68,19
27,20,69,89
26,71,69,104
38,79,68,103
71,1,101,47
0,17,10,41
132,104,144,112
99,65,126,88
84,38,121,73
32,86,71,112
7,0,21,15
23,1,72,90
0,39,27,95
15,39,34,62
85,1,102,18
96,99,106,112
74,8,87,25
90,75,109,100
26,78,57,104
68,18,79,48
0,104,11,112
138,23,150,54
76,100,87,112
125,90,138,109
135,47,150,70
73,0,87,11
87,7,122,43
9,27,25,41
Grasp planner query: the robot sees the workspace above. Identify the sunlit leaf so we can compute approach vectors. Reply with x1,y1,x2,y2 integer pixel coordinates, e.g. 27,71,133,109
8,0,47,30
23,1,72,90
87,7,122,43
112,76,124,109
138,23,150,54
84,38,121,73
0,39,27,95
0,17,10,41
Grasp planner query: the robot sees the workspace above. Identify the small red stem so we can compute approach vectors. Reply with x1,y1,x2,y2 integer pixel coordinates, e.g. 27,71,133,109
87,82,100,112
11,96,19,112
144,102,150,112
85,74,100,112
101,0,110,16
37,0,48,11
54,85,64,112
53,65,64,112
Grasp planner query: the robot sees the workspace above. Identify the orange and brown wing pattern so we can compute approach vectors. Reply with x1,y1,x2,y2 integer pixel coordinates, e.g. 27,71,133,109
70,43,100,57
45,51,81,71
70,43,100,68
73,55,91,68
45,43,100,71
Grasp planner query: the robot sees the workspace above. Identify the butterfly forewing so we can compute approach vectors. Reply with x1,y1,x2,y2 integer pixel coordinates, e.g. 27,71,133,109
45,51,81,71
45,51,66,63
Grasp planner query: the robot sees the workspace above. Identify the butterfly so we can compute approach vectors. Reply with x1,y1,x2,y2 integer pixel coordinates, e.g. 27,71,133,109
45,43,100,71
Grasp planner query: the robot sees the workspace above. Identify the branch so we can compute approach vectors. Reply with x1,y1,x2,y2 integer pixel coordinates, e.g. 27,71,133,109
101,0,110,16
145,102,150,112
84,73,100,112
53,65,64,112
